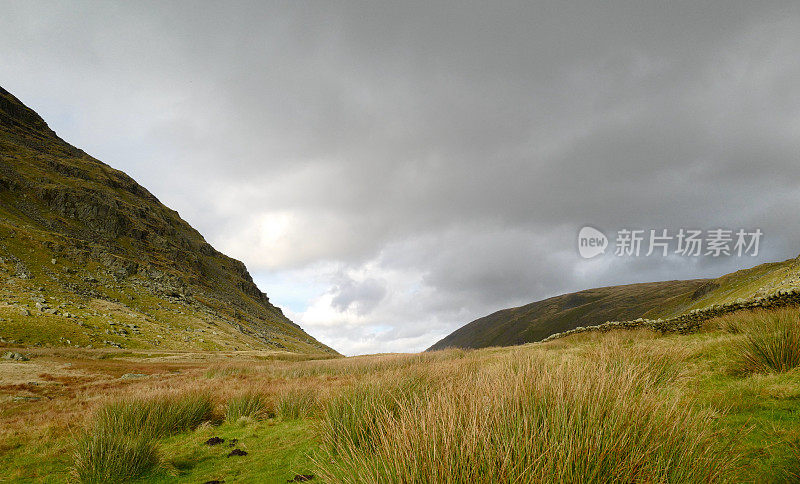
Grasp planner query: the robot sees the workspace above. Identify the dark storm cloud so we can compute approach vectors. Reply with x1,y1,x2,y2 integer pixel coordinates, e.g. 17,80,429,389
2,1,799,353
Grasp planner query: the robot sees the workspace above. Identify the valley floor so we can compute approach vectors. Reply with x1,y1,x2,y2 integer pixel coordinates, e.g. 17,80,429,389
1,308,799,482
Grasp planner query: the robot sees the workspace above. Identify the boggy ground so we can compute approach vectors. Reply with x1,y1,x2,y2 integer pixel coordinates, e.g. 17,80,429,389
1,307,800,483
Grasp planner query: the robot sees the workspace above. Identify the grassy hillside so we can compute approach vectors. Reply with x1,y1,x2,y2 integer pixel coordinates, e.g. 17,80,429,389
430,255,800,350
428,279,710,350
1,305,799,482
662,257,800,315
0,86,336,355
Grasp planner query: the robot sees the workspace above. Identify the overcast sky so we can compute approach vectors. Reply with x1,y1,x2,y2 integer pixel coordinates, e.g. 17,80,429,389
3,1,800,354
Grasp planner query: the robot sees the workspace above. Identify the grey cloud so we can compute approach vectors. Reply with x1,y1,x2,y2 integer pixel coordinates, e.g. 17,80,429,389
330,275,388,316
2,1,800,354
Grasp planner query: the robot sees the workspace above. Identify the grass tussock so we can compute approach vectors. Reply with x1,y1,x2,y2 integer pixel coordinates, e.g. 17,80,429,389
321,375,429,452
72,431,159,483
316,353,741,483
276,388,318,420
73,392,214,482
226,392,270,422
718,308,800,373
93,392,215,438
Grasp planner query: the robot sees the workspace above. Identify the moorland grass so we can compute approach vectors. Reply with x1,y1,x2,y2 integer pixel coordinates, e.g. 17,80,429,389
204,364,251,379
225,392,269,422
14,311,797,482
72,431,159,483
316,351,742,483
92,392,215,438
276,388,318,420
717,308,800,373
73,392,214,482
321,375,429,453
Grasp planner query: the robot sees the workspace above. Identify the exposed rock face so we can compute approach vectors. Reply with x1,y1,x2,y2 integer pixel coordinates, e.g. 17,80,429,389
0,86,336,355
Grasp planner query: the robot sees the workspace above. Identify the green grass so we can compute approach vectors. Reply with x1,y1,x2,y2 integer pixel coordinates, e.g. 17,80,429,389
226,392,270,422
0,429,76,482
72,431,159,483
146,420,318,483
276,388,318,420
682,260,800,312
690,369,800,483
69,393,215,482
93,393,215,438
724,309,800,373
0,403,320,483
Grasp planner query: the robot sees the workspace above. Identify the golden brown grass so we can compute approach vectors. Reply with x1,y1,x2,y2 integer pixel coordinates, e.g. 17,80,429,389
314,348,740,483
7,317,793,482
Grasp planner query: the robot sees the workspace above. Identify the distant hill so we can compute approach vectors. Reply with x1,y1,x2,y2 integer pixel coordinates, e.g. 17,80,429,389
0,86,337,355
429,255,800,351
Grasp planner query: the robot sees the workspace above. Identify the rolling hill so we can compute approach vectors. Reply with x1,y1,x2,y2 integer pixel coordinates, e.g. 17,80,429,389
429,255,800,350
0,86,337,355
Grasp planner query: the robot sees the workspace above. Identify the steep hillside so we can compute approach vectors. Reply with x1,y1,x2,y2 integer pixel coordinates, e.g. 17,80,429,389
428,279,710,350
0,86,337,355
429,255,800,350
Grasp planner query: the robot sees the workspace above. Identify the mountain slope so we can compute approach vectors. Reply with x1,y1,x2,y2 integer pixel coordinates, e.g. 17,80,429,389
429,255,800,351
0,86,337,355
428,279,710,350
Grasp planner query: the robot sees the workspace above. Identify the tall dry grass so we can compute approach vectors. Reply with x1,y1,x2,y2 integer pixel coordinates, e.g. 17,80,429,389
315,350,741,483
57,331,754,483
321,374,429,452
204,364,251,379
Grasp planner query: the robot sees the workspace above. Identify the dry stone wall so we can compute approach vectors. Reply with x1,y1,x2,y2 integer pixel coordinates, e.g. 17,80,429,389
540,288,800,343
